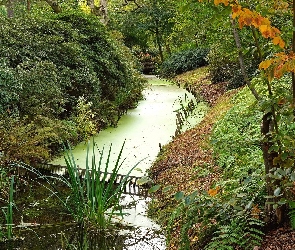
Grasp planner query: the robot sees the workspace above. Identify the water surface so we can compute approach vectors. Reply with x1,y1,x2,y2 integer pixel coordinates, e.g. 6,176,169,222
50,77,207,249
51,78,207,177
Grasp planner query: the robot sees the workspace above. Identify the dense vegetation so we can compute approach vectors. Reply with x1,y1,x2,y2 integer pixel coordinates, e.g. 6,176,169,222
1,0,295,248
0,11,145,164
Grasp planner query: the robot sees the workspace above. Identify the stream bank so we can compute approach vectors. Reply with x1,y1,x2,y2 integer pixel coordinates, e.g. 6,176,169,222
147,67,234,249
2,76,207,249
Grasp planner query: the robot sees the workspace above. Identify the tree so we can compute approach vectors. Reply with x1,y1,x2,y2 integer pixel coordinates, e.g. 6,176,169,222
110,0,176,61
197,0,295,226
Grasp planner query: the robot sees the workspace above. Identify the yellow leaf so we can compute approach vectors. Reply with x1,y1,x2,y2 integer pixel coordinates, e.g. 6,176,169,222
259,25,271,38
279,39,285,49
273,36,280,45
259,59,273,70
208,186,220,196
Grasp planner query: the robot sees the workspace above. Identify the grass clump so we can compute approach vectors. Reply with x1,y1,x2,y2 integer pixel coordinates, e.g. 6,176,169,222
64,140,141,228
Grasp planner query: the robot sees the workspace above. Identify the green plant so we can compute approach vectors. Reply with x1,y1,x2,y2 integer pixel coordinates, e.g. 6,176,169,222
205,215,264,250
73,96,97,141
207,43,259,89
63,140,143,228
0,115,79,164
159,48,209,78
1,175,14,240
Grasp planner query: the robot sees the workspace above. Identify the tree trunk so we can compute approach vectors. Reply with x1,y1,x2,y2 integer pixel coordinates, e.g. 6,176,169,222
230,15,260,101
230,14,285,226
27,0,31,12
155,22,163,62
261,113,285,227
7,0,14,18
44,0,62,13
99,0,108,25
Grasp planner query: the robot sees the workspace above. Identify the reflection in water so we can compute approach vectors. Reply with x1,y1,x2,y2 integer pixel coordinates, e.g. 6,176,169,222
5,222,165,249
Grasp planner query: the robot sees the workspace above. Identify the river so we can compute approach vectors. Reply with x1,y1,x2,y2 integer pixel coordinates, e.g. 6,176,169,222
50,76,207,249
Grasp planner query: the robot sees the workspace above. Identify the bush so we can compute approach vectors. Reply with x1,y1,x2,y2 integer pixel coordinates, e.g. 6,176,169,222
207,44,259,89
159,48,209,78
0,60,19,116
0,11,144,122
0,115,79,164
0,11,145,163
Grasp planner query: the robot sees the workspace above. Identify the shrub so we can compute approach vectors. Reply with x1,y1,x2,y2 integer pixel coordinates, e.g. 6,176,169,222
0,11,145,163
0,115,78,164
207,44,259,89
159,48,209,78
0,60,19,116
0,11,144,121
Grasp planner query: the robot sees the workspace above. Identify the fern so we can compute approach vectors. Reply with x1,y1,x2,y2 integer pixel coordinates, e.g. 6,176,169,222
288,201,295,229
205,215,264,250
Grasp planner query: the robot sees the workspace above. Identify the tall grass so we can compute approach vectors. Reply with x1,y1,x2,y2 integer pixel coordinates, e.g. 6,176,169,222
64,140,142,228
7,140,141,232
1,175,14,240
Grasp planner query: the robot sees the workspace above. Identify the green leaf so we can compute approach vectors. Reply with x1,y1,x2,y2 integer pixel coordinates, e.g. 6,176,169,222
137,176,151,185
148,184,161,193
281,152,289,161
243,177,252,184
236,193,247,198
276,168,285,176
162,185,173,193
274,187,281,197
246,201,253,209
175,191,184,201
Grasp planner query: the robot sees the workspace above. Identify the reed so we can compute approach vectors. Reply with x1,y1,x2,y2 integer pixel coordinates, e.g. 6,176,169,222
1,175,14,240
64,140,142,228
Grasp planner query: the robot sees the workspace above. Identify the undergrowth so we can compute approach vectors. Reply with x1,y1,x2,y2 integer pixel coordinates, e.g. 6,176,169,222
152,76,267,249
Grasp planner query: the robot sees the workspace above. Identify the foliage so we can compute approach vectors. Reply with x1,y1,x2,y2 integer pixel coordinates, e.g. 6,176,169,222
62,140,142,227
167,75,295,248
159,48,209,78
0,10,145,163
0,60,19,116
154,81,267,249
134,50,161,74
16,60,64,119
0,115,78,164
73,97,97,141
109,0,177,61
207,43,260,89
205,215,264,250
1,175,14,241
0,11,144,119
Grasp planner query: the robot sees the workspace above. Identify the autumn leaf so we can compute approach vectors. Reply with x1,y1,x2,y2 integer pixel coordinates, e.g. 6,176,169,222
214,0,230,6
208,186,220,196
259,25,271,38
259,59,273,70
251,204,261,219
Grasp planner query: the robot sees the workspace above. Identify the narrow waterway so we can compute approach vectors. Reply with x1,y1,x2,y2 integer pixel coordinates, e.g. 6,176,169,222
51,77,206,176
50,76,207,249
